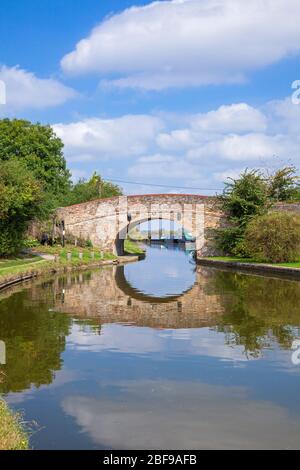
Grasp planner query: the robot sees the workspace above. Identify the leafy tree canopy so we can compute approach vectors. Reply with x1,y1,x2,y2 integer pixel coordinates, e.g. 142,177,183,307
61,172,122,206
0,159,42,219
0,119,71,199
268,165,300,202
221,169,269,227
0,159,44,255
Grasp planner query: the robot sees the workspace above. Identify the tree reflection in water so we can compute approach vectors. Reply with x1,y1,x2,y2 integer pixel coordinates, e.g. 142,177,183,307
0,281,71,394
210,270,300,358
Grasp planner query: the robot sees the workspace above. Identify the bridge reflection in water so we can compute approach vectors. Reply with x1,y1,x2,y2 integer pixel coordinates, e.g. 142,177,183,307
52,244,223,329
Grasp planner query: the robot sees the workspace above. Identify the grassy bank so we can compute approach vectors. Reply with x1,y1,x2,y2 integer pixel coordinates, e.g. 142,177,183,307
0,255,43,270
0,254,47,283
124,239,145,255
31,245,116,262
0,246,117,287
0,399,29,450
207,256,300,268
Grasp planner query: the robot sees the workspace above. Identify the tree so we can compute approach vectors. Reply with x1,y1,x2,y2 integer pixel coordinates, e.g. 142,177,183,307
0,119,71,212
268,166,300,202
0,160,43,255
215,170,269,255
61,172,122,206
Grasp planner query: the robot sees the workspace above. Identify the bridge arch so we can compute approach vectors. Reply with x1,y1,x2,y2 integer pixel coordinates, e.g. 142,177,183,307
115,213,197,255
56,194,226,257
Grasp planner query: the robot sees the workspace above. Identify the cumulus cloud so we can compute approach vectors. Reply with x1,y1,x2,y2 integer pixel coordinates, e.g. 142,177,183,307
190,104,267,134
53,99,300,193
53,114,164,161
128,154,198,179
61,0,300,90
157,104,267,151
155,101,300,168
0,65,76,111
187,133,283,162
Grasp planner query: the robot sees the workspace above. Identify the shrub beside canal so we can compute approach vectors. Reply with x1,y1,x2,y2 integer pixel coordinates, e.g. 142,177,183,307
243,212,300,263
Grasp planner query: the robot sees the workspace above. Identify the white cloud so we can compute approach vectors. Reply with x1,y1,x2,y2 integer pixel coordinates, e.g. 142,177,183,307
0,65,76,111
264,97,300,136
187,133,283,162
61,0,300,90
157,129,194,151
190,103,267,134
53,98,300,193
214,168,249,183
128,153,198,179
157,103,267,151
53,115,164,161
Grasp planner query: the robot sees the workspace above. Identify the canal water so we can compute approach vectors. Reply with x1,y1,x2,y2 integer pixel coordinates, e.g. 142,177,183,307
1,243,300,449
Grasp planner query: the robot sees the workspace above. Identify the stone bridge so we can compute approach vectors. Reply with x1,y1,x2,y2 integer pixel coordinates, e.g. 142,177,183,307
56,194,226,256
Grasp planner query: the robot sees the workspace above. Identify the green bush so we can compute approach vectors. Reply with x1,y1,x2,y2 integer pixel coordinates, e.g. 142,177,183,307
23,237,40,248
215,170,269,255
214,227,244,255
0,220,26,256
243,212,300,263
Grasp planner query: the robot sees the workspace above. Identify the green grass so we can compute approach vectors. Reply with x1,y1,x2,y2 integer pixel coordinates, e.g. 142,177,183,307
0,245,117,285
0,260,50,283
0,256,44,271
0,399,29,450
59,248,115,263
31,244,116,262
207,256,300,268
277,261,300,268
124,239,145,255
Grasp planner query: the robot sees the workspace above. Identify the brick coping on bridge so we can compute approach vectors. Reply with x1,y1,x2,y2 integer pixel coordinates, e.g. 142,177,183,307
58,193,215,210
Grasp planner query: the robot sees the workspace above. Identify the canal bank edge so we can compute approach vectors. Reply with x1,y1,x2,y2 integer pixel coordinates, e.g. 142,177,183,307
0,255,141,293
0,399,29,450
197,257,300,279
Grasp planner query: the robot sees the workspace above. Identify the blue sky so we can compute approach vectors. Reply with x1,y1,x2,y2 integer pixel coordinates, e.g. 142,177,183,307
1,0,300,194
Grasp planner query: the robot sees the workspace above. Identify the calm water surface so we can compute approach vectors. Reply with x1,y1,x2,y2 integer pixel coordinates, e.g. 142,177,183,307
1,243,300,450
